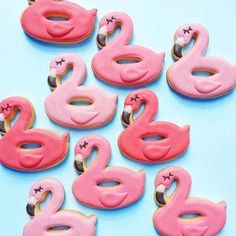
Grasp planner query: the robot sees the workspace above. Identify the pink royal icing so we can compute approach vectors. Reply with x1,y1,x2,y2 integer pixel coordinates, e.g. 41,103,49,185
24,178,97,236
45,53,117,128
167,23,236,98
21,0,97,44
92,12,165,86
153,166,227,236
118,89,190,163
0,97,69,171
72,135,145,209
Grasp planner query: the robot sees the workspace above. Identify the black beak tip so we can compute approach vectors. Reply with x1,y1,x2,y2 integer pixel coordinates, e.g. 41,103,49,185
47,76,57,89
0,121,6,135
172,44,183,60
155,192,166,206
96,34,107,48
74,160,84,175
26,203,35,217
121,112,131,127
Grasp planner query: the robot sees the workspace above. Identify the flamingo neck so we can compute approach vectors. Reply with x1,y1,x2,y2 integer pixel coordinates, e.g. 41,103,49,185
186,25,209,58
109,16,133,47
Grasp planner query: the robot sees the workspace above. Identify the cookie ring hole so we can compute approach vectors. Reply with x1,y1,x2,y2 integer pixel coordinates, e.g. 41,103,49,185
97,180,120,188
116,57,142,65
142,135,165,141
20,143,42,150
47,226,71,232
192,69,216,77
69,99,93,107
46,14,70,22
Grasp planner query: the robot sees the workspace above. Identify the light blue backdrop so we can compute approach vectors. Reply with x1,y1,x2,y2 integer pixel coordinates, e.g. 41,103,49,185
1,0,236,235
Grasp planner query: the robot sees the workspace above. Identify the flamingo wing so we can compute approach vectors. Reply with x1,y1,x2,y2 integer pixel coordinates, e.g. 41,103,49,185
70,111,99,125
182,225,209,236
47,23,74,37
19,154,43,168
120,68,148,82
194,80,222,94
143,144,171,161
99,191,128,208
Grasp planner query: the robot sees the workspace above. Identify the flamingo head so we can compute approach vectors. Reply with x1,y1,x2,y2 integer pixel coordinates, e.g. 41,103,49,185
26,179,63,217
96,12,125,48
121,89,149,127
154,167,178,206
172,24,195,60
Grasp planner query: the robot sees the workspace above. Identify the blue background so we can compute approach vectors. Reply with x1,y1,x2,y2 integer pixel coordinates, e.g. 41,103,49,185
1,0,236,235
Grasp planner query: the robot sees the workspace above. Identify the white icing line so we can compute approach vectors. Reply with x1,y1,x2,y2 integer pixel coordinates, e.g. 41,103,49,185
0,113,5,121
156,184,166,193
124,105,133,113
28,196,37,205
75,154,83,162
50,68,56,77
175,37,185,47
99,25,108,35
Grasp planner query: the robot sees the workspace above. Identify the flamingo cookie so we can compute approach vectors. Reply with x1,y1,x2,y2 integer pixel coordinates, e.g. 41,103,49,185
45,53,117,128
92,12,164,86
72,135,145,209
24,178,97,236
167,23,236,99
153,166,227,236
118,89,190,163
21,0,97,44
0,97,69,171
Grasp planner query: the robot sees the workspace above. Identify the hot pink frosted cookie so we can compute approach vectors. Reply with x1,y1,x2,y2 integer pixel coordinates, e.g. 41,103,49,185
167,23,236,98
0,97,69,171
45,53,117,128
24,178,97,236
153,166,227,236
92,12,164,86
21,0,97,44
118,89,190,163
72,135,145,209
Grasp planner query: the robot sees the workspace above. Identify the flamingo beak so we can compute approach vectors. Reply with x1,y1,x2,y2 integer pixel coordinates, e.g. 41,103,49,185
96,25,108,49
121,105,133,127
47,68,57,90
74,154,84,175
172,37,184,60
26,196,36,217
155,184,166,206
0,113,6,135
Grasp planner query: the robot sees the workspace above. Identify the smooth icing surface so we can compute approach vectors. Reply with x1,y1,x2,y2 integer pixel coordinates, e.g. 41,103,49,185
167,23,236,99
23,178,97,236
72,135,145,209
153,166,227,236
45,53,117,128
0,97,69,171
118,89,190,163
92,12,165,86
21,0,97,44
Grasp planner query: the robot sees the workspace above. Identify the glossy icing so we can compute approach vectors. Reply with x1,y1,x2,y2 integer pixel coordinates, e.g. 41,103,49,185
24,178,97,236
45,53,117,128
118,89,190,163
72,135,145,209
153,166,227,236
92,12,164,86
0,97,69,171
21,0,97,44
167,23,236,98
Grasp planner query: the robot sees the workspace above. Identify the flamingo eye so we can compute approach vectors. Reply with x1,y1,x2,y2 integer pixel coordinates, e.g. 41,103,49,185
183,26,193,34
1,104,11,112
34,186,43,194
130,95,140,102
163,172,174,181
79,141,89,149
106,16,116,24
55,58,65,65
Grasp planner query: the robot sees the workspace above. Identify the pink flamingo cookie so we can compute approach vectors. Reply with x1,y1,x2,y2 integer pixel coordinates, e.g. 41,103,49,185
167,23,236,98
24,178,97,236
21,0,97,44
92,12,165,86
153,166,227,236
0,97,69,171
45,53,117,128
118,89,190,163
72,135,145,209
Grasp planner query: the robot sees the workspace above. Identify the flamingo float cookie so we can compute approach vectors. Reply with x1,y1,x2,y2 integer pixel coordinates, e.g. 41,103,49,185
24,178,97,236
153,166,227,236
92,12,164,86
72,135,145,209
0,97,69,171
167,23,236,98
118,89,190,163
21,0,97,44
45,53,117,128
